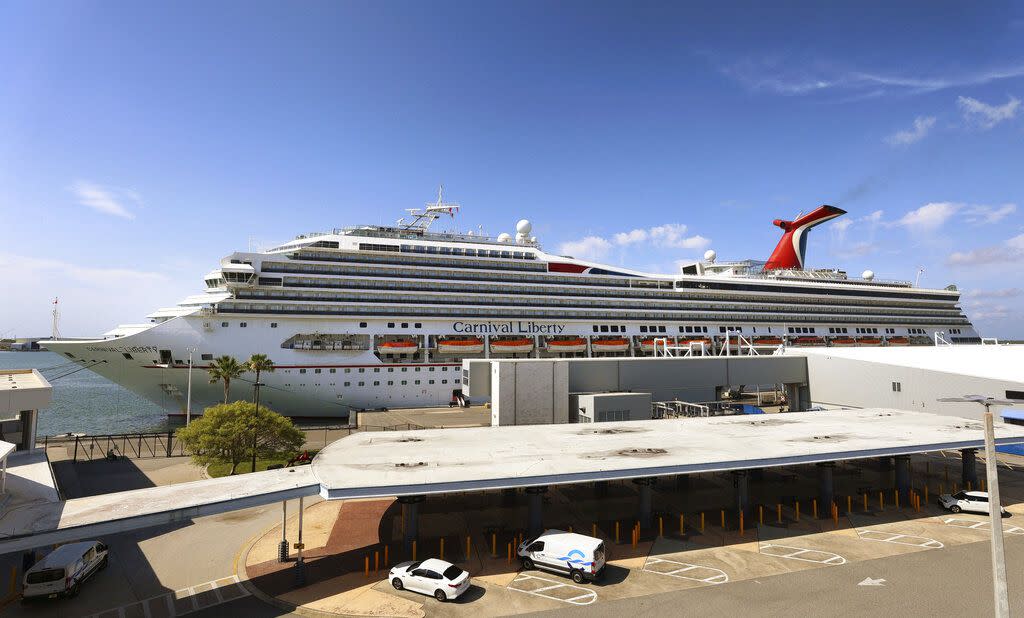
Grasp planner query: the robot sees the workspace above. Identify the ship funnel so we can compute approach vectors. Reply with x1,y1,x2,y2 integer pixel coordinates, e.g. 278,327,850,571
764,205,846,270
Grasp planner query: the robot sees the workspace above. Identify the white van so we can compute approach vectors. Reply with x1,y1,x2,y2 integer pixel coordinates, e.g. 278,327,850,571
22,541,109,601
517,529,606,583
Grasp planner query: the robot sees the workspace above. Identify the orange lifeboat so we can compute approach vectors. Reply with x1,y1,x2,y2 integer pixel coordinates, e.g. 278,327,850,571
886,336,909,346
754,336,785,346
490,337,535,354
591,337,630,353
437,337,485,355
545,337,588,354
792,336,826,346
856,337,883,346
829,336,857,346
377,339,419,354
639,337,670,353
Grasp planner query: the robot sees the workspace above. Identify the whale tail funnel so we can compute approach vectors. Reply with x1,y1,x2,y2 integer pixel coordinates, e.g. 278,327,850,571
764,205,847,270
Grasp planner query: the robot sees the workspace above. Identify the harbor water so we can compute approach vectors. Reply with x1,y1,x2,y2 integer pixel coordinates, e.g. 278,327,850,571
0,350,171,436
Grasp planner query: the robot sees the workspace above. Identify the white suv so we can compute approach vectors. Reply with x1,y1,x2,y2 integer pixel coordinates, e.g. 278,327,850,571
939,490,1008,516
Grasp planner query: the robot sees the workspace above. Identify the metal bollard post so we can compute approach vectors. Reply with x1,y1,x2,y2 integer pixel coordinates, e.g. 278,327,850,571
364,556,369,578
812,499,818,519
777,503,782,524
759,505,764,525
507,542,511,564
593,523,598,538
615,521,620,543
700,512,705,532
385,545,389,567
466,536,471,562
895,489,900,509
879,491,884,510
412,540,417,561
374,550,379,574
795,501,800,522
739,511,744,536
720,510,725,530
680,514,685,535
491,533,496,556
863,493,868,512
658,516,663,537
925,485,929,503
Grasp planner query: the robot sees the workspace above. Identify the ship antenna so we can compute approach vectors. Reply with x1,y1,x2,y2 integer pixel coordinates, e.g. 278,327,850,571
51,297,61,340
914,267,925,288
398,185,461,232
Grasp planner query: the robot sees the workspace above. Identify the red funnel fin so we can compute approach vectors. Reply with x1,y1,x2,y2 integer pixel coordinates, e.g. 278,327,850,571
764,205,846,270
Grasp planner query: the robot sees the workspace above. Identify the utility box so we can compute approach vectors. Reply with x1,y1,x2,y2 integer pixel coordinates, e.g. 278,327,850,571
571,392,653,423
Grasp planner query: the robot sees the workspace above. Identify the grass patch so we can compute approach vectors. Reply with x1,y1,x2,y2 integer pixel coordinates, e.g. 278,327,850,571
206,451,318,477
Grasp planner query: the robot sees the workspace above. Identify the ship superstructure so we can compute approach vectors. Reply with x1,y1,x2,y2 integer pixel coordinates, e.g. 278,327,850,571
44,192,978,419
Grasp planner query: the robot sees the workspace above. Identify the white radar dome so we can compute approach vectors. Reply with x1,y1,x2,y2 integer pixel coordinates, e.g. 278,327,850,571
516,219,532,235
704,249,717,263
862,270,875,281
497,232,513,243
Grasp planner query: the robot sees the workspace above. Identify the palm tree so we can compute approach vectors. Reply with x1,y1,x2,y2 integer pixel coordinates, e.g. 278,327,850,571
246,353,276,472
207,355,245,403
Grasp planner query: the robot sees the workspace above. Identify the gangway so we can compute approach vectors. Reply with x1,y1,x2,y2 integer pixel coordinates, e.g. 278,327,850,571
653,337,708,357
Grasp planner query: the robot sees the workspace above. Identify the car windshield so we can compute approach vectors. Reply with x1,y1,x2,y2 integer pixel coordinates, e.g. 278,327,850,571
953,491,967,499
443,565,464,580
26,568,65,584
407,561,422,571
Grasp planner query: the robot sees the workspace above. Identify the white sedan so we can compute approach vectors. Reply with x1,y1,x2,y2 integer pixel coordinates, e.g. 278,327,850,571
389,558,470,602
939,490,1008,516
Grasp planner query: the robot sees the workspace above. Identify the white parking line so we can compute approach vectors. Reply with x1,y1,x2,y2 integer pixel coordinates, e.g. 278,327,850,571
83,575,250,618
760,543,847,565
507,573,597,605
643,557,729,584
857,529,944,549
943,517,1024,535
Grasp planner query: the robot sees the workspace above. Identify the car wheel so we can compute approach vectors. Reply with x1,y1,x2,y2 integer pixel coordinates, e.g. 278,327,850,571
951,505,961,513
571,570,585,584
521,557,534,570
391,578,404,590
434,589,447,602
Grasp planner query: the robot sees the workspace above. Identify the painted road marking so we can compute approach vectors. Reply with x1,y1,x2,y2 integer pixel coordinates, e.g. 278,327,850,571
857,529,944,549
643,557,729,584
83,575,250,618
507,573,597,605
760,543,847,565
943,517,1024,535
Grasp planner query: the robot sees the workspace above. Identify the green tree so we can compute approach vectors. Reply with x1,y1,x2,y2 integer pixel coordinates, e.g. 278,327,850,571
176,401,305,475
207,355,245,403
245,354,276,471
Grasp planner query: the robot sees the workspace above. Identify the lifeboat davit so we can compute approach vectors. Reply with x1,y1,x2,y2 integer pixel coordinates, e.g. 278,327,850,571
678,337,712,348
885,336,909,346
377,339,419,354
829,337,857,346
545,337,588,354
792,336,826,346
490,337,535,354
591,337,630,353
856,337,883,346
437,337,485,355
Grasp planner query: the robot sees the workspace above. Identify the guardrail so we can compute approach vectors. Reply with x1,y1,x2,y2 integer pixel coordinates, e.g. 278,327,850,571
40,421,424,462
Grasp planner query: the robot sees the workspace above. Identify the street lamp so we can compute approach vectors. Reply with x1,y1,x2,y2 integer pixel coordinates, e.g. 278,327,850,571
938,395,1024,618
185,346,198,425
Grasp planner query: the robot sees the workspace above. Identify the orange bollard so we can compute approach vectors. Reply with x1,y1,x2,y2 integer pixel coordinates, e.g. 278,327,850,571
659,516,663,537
812,499,818,519
879,491,884,510
925,485,929,503
466,536,471,561
777,503,782,524
847,495,852,514
413,540,417,561
385,544,389,567
491,533,496,556
507,542,512,564
795,501,800,522
615,521,620,543
374,550,379,574
592,523,598,538
863,493,868,512
895,489,900,509
981,479,986,491
701,512,705,532
833,503,838,527
680,513,685,535
739,511,744,536
721,510,725,530
759,505,764,525
365,555,370,578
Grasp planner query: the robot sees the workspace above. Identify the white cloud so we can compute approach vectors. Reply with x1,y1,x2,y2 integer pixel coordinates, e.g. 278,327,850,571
831,219,853,232
558,236,612,260
885,116,936,146
957,95,1021,129
964,288,1022,299
897,202,960,230
70,180,140,219
947,233,1024,266
613,229,648,245
963,203,1017,224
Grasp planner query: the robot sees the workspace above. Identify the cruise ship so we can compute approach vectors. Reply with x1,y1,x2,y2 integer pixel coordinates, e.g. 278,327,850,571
44,191,979,420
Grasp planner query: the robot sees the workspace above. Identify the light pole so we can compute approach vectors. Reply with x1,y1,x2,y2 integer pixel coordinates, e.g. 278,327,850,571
185,346,198,426
938,395,1024,618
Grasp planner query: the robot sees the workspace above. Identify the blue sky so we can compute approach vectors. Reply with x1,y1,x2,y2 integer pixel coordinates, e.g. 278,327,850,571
1,1,1023,338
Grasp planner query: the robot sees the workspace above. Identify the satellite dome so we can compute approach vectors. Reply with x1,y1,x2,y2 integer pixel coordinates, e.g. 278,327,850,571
703,249,717,263
862,270,875,281
516,219,532,235
497,232,512,243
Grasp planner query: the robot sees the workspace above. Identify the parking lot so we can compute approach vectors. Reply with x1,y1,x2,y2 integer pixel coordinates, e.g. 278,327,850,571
238,451,1024,616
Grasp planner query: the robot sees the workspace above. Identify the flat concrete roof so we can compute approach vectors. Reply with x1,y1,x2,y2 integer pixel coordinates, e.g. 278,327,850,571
0,464,318,554
788,344,1024,384
312,408,1024,500
0,441,15,461
0,369,53,414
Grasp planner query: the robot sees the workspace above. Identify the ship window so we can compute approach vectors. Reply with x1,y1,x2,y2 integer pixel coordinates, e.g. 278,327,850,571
442,379,448,384
401,367,407,372
373,380,380,386
299,368,306,374
358,381,365,386
722,327,728,333
415,380,420,385
329,368,336,373
388,367,394,372
429,379,435,384
640,326,647,333
593,326,599,332
201,354,213,360
360,322,367,328
610,325,619,332
387,322,395,328
429,367,435,371
270,322,277,328
455,378,461,384
240,322,247,328
120,352,133,360
401,322,408,328
373,368,379,372
315,368,321,374
221,322,229,327
387,380,394,385
659,326,666,333
600,325,609,332
414,323,421,328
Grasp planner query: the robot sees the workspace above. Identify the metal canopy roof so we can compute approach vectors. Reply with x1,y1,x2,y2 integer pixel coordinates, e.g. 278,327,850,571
312,408,1024,500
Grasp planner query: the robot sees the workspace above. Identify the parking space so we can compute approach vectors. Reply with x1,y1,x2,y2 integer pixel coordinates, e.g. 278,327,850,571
642,557,728,584
942,516,1024,535
506,573,597,605
759,543,847,565
857,529,944,549
82,576,249,618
